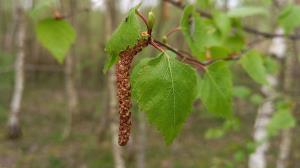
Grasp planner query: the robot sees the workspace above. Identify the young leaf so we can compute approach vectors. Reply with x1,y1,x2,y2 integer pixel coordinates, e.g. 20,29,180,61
36,18,76,64
264,57,280,75
233,86,251,99
250,94,264,105
210,46,231,59
223,33,245,52
181,5,220,60
204,128,225,139
227,6,267,18
240,51,268,85
278,5,300,33
213,12,231,37
104,6,141,72
131,51,197,144
198,61,233,117
30,0,58,21
196,0,214,9
267,101,296,137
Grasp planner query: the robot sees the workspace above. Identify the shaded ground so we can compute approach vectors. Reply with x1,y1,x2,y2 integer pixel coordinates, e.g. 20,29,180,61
0,73,298,168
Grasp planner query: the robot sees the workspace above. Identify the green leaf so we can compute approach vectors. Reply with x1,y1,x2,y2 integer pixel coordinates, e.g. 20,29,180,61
278,5,300,33
104,6,141,72
240,51,268,85
30,0,58,21
250,94,264,105
267,101,296,137
234,151,246,162
131,51,197,144
181,5,220,60
264,57,280,75
180,5,203,58
36,18,76,64
233,86,251,98
227,6,267,18
204,128,225,139
213,12,231,37
196,0,214,9
223,33,245,52
198,61,233,117
210,46,231,59
204,117,240,140
147,11,155,30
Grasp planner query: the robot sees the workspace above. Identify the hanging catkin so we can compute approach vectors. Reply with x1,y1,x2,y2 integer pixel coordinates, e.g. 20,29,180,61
116,38,149,146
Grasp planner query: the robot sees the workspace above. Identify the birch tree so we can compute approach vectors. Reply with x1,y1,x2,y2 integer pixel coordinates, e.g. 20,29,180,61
5,0,18,52
63,0,79,139
275,1,300,165
248,28,286,168
135,112,146,168
105,0,126,167
7,0,27,139
276,40,298,168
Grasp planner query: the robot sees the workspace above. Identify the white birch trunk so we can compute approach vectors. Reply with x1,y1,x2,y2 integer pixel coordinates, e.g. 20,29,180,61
63,0,79,139
276,0,300,166
276,39,297,168
135,112,146,168
248,99,274,168
108,69,125,168
5,0,18,52
248,28,286,168
105,0,125,167
276,129,292,168
7,0,26,139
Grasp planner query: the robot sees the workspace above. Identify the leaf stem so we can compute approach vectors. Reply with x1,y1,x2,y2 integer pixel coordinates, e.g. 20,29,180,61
153,39,206,70
150,39,165,52
136,10,152,35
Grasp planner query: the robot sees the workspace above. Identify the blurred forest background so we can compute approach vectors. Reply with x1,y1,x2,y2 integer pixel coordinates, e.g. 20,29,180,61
0,0,300,168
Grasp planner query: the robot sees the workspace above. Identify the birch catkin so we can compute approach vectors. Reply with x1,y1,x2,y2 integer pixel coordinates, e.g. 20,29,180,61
116,38,149,146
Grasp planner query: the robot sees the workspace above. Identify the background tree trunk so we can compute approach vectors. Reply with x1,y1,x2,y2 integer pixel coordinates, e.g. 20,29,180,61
135,112,146,168
108,69,125,168
106,0,126,168
63,0,79,139
276,129,292,168
248,28,286,168
4,0,18,52
7,0,26,139
276,40,298,168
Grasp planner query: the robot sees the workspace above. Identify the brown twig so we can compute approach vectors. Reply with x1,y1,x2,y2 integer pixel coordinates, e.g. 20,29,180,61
166,27,181,38
136,10,151,35
150,40,165,52
203,38,267,65
52,8,90,20
133,1,267,70
64,8,90,18
163,0,300,40
153,39,206,70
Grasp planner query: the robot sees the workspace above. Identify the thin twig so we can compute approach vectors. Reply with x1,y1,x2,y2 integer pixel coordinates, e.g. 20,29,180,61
52,8,90,20
153,39,206,70
64,8,90,18
150,40,165,52
166,27,181,38
178,50,196,59
136,10,151,34
163,0,300,40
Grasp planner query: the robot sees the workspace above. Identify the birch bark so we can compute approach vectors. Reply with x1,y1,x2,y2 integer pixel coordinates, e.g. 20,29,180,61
105,0,125,167
63,0,79,139
7,0,27,139
248,28,286,168
276,40,298,168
